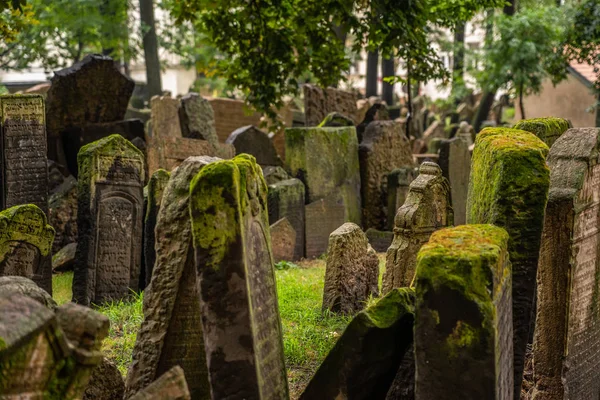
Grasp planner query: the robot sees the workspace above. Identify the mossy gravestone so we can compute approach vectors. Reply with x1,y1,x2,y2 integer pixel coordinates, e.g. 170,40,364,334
226,125,282,167
414,224,513,400
267,178,305,260
190,154,289,399
438,137,471,225
126,156,220,400
0,204,54,293
73,134,144,306
322,222,379,315
533,128,600,400
143,168,170,287
383,162,452,293
467,127,549,399
513,117,571,149
300,288,415,400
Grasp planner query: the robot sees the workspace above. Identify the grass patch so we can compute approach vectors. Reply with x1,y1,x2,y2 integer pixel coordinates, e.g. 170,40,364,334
52,272,73,305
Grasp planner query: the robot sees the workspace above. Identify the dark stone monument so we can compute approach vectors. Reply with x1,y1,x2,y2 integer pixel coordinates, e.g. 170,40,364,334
143,168,170,287
129,366,191,400
179,92,219,147
73,134,144,306
226,125,282,166
267,178,305,260
190,154,289,399
83,358,126,400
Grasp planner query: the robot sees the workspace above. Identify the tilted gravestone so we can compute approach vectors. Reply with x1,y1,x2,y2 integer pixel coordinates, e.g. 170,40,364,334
130,366,191,400
533,128,600,400
189,154,289,399
467,127,549,399
267,178,305,260
179,92,219,147
513,117,571,149
270,217,296,263
0,204,54,293
73,134,145,306
143,168,170,287
359,120,413,230
300,288,414,400
303,84,359,126
125,156,220,400
438,137,471,225
414,224,513,400
322,222,379,315
226,125,282,166
386,167,416,231
383,162,452,293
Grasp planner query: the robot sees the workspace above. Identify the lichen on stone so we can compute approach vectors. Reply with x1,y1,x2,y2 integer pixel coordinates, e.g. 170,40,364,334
513,117,571,148
0,204,55,263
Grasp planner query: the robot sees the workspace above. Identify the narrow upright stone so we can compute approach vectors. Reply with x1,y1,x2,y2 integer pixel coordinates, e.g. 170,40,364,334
267,178,305,260
190,154,289,399
73,134,144,306
126,156,219,400
270,218,296,263
359,120,413,230
300,288,415,400
150,95,182,139
414,224,513,400
533,128,600,400
386,167,416,231
513,117,571,148
178,92,219,147
322,223,380,315
467,127,549,399
383,162,452,293
438,137,471,225
226,125,282,166
143,169,170,287
0,205,54,292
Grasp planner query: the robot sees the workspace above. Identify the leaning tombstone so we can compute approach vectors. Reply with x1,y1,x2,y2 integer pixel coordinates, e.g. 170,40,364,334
73,134,144,306
513,117,571,149
533,127,600,400
226,125,282,166
467,127,549,399
438,137,471,225
382,162,452,293
143,169,170,287
322,223,380,315
359,120,413,230
0,204,54,293
300,288,415,400
125,156,219,400
130,366,191,400
386,167,416,231
178,92,219,147
267,178,305,260
414,224,513,400
189,154,289,399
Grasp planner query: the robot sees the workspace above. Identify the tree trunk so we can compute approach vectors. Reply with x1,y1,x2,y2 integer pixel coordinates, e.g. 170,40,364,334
140,0,162,100
406,59,412,138
366,51,379,98
452,23,466,99
382,56,395,106
519,83,526,120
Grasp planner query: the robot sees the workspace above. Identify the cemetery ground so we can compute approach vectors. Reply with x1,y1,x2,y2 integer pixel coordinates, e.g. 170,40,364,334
51,255,387,398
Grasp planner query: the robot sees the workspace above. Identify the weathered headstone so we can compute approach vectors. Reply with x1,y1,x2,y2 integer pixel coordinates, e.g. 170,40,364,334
0,204,54,293
359,120,413,230
130,366,191,400
365,228,394,253
533,128,600,400
189,154,289,399
386,167,416,231
125,156,219,400
267,178,305,260
356,104,390,142
0,275,56,310
414,224,513,400
467,127,549,399
49,175,78,253
263,165,289,185
52,241,77,272
300,288,415,400
322,222,379,315
383,162,452,293
178,92,219,146
513,117,571,149
438,137,471,225
270,217,297,263
456,121,474,148
150,95,183,139
73,134,144,306
84,358,126,400
305,192,347,258
143,169,170,287
303,84,359,126
226,125,282,166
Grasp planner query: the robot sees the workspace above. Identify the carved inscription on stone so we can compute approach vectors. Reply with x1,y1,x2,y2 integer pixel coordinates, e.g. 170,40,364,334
0,241,39,279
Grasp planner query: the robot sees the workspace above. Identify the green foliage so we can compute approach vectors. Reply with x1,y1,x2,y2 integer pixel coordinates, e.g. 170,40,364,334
565,0,600,91
0,0,33,43
275,260,300,270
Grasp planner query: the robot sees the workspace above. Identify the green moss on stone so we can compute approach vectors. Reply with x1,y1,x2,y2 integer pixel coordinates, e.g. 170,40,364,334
513,117,571,148
0,204,55,262
144,169,170,222
359,287,415,329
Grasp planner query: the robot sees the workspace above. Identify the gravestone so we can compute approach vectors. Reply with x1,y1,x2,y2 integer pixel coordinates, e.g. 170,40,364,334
178,92,219,147
189,154,289,399
467,127,549,399
52,242,77,272
414,224,513,400
0,275,56,310
263,165,289,185
533,128,600,400
303,84,359,126
73,134,144,306
513,117,571,148
383,162,452,293
267,178,305,260
125,156,219,400
143,169,170,287
0,204,54,293
84,359,125,400
365,228,394,253
270,217,296,263
150,95,183,139
130,366,191,400
226,125,282,167
322,223,379,315
49,175,78,253
356,104,390,142
386,167,416,231
456,121,474,148
300,288,415,400
305,192,347,258
359,120,413,230
438,137,471,225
